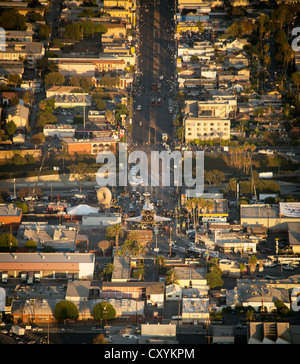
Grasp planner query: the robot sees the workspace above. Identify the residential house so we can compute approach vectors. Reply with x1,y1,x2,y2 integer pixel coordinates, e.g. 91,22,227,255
0,61,24,78
0,42,45,69
225,53,249,69
6,104,29,130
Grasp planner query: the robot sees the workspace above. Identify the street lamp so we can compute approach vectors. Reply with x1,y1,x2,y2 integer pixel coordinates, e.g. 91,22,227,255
13,178,16,198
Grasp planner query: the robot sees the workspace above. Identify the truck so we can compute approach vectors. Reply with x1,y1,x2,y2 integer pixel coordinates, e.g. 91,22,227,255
21,272,27,283
34,272,40,283
177,246,187,254
27,272,34,285
162,133,168,142
258,172,273,179
1,271,8,283
11,325,25,336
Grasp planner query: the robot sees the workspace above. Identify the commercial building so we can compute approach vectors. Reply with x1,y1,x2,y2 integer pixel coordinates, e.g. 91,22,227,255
182,297,210,324
0,204,22,228
10,281,145,324
240,203,300,231
17,223,79,251
225,281,290,313
43,124,76,139
62,137,118,155
0,252,95,280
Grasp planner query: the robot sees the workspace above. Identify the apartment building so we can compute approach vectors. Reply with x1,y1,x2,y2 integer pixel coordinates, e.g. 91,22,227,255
184,116,230,141
0,42,45,69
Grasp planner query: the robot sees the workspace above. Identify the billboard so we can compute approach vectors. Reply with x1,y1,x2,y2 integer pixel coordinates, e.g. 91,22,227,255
279,203,300,218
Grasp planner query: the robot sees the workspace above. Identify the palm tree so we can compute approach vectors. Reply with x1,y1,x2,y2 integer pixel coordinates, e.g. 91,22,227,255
165,268,179,285
132,263,145,281
248,254,257,274
197,197,207,227
176,126,185,143
239,263,246,278
291,71,300,100
155,255,166,273
206,200,215,226
105,223,124,251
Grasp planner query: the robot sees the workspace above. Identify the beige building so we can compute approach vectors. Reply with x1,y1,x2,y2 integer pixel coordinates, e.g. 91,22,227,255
184,116,230,141
6,104,29,129
240,203,300,232
184,99,232,142
0,42,44,69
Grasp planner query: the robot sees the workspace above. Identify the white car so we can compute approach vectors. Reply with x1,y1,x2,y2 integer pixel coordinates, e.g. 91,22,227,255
122,334,139,339
283,265,294,270
136,105,142,111
168,107,173,114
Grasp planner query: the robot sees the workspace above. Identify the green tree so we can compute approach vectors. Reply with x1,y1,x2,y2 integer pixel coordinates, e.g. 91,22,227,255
45,72,65,87
8,74,22,87
0,233,18,252
64,23,81,41
176,126,184,143
206,264,224,289
31,133,45,146
0,9,26,30
155,255,166,273
38,24,51,39
103,263,114,281
24,239,37,251
291,71,300,100
132,263,145,281
92,301,116,324
54,301,79,321
36,110,57,128
105,223,124,251
6,121,17,137
12,154,26,165
15,201,28,213
248,254,257,274
165,268,179,285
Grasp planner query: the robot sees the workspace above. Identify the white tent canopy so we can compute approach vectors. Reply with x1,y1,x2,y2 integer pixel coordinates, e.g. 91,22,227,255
67,204,99,215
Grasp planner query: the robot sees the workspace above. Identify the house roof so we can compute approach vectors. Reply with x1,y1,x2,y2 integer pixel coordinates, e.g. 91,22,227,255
7,104,29,120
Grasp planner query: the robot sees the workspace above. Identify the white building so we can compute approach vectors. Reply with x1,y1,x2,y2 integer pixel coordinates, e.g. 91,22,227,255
182,297,210,324
184,116,230,141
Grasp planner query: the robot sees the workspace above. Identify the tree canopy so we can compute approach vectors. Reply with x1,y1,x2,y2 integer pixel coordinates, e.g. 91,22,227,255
92,301,116,323
54,300,79,321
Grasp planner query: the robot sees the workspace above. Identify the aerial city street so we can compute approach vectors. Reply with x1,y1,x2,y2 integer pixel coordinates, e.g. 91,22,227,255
0,0,300,347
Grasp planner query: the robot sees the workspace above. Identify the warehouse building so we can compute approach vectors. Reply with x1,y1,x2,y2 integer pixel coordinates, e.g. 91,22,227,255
240,203,300,231
0,252,95,281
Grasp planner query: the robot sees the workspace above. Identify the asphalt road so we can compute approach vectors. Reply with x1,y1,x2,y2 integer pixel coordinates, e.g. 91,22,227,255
132,0,176,146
